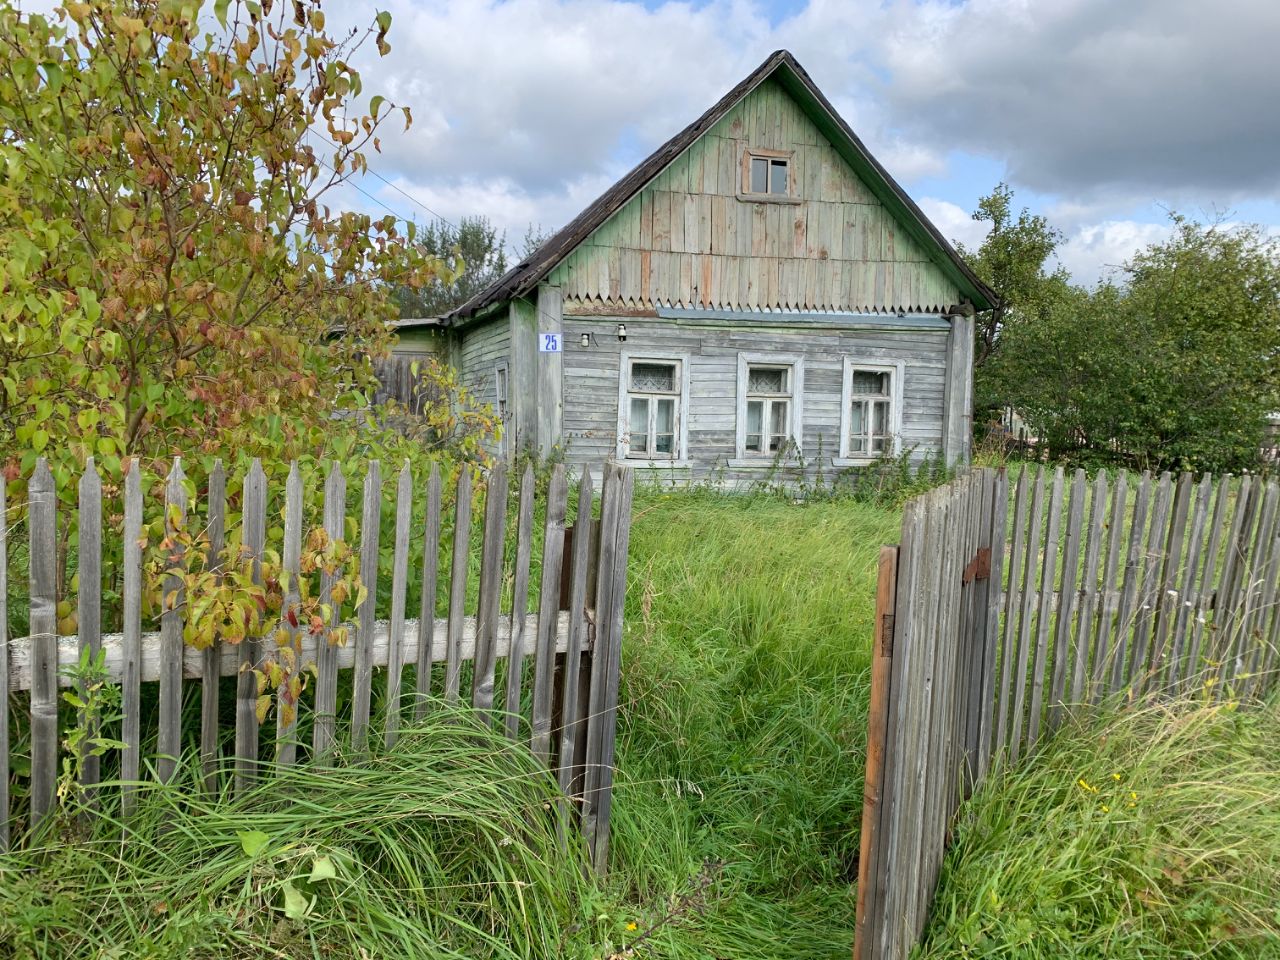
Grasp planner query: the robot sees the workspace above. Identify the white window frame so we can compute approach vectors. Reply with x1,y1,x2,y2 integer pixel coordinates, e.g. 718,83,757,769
731,352,805,465
616,352,690,465
835,359,905,466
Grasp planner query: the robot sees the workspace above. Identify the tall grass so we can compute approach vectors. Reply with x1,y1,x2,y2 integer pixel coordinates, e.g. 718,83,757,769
920,698,1280,959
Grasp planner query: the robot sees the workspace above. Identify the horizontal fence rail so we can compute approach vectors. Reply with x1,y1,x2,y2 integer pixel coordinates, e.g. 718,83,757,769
0,456,635,871
856,466,1280,959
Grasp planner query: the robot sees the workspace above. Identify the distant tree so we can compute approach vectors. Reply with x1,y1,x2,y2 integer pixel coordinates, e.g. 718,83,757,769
391,216,508,317
988,217,1280,471
517,222,557,261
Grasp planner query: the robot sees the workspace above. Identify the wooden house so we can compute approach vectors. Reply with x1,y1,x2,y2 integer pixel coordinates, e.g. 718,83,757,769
393,50,997,479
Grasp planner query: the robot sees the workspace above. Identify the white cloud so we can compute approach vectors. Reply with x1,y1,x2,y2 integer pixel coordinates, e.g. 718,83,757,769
1054,219,1175,285
918,197,991,251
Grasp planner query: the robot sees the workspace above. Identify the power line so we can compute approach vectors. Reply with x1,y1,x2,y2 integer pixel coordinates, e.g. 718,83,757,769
310,128,458,230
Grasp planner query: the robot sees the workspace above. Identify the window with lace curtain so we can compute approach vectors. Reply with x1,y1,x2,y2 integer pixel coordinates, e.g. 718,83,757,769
733,353,804,463
621,357,682,459
838,359,904,463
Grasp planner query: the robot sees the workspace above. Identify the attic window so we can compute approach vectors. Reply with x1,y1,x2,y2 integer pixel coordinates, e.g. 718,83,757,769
742,149,793,199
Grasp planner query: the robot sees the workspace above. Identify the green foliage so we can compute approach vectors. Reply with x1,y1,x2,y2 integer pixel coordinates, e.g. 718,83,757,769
920,699,1280,958
0,0,482,499
390,215,509,317
988,217,1280,472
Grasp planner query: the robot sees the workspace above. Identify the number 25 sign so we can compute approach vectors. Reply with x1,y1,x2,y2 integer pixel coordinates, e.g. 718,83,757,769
539,332,563,353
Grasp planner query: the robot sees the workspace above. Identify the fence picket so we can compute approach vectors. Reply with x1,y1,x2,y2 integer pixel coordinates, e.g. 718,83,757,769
383,462,413,748
1026,467,1064,751
77,459,103,796
1009,467,1046,762
1147,473,1193,691
472,463,509,721
531,465,569,765
414,463,442,718
1212,477,1255,688
1048,469,1086,730
556,468,595,791
313,463,346,755
505,465,537,739
276,462,304,765
1109,471,1152,695
1186,475,1230,695
1069,471,1107,705
158,460,187,783
1237,483,1279,700
28,459,58,828
201,462,226,791
1167,475,1212,690
993,467,1029,759
121,463,143,814
352,461,382,752
444,468,472,704
235,460,267,792
976,469,1007,782
1126,472,1173,696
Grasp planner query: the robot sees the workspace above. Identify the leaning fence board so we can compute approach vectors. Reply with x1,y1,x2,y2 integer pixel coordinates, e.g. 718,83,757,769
121,464,143,814
1048,469,1086,730
313,463,346,755
235,460,267,793
28,460,58,829
1127,473,1173,696
1026,468,1064,751
1091,471,1128,701
1009,467,1046,762
1212,477,1255,683
1069,471,1107,705
1185,475,1230,695
414,463,442,722
471,463,509,721
530,465,569,765
505,465,537,740
383,462,414,748
0,482,9,850
556,468,595,787
276,462,304,765
1109,471,1152,695
1167,475,1211,690
444,468,472,704
994,466,1029,759
77,460,103,795
158,460,187,784
351,461,382,752
1237,484,1279,699
1146,473,1193,692
976,468,1007,782
201,463,226,791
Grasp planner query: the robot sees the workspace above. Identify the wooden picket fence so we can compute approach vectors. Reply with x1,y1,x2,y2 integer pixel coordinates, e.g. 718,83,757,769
0,456,635,873
855,466,1280,959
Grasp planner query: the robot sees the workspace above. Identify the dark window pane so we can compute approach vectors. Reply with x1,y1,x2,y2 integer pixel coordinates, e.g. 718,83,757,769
751,157,768,193
748,366,786,394
851,370,889,395
631,362,676,392
770,158,788,195
655,434,674,455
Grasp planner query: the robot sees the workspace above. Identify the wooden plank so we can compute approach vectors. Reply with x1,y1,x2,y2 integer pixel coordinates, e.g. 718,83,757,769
1147,472,1193,693
28,459,58,828
1109,471,1152,695
76,459,103,795
1212,476,1255,688
352,461,382,751
976,469,1008,782
1026,468,1065,751
1069,471,1108,705
1237,483,1278,699
1009,467,1046,763
1252,491,1280,698
312,463,346,755
853,545,900,960
201,462,226,791
1090,471,1128,701
1048,469,1086,730
504,465,538,739
1127,472,1172,695
382,462,414,748
993,466,1029,760
120,462,143,815
962,471,996,790
586,467,634,875
276,462,304,765
235,459,266,793
0,480,9,849
158,459,187,784
414,463,442,718
556,468,595,789
530,465,569,765
471,463,509,721
444,468,472,704
1185,475,1230,695
1167,475,1212,691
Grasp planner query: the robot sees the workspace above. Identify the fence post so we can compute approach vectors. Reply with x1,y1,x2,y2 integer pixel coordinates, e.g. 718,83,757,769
235,460,267,792
28,459,58,830
77,459,103,798
854,544,899,960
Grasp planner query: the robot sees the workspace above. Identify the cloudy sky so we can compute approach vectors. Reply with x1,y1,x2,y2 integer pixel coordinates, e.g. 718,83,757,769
326,0,1280,283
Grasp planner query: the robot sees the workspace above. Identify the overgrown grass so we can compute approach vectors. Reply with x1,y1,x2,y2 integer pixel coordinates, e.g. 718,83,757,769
601,488,901,957
919,698,1280,959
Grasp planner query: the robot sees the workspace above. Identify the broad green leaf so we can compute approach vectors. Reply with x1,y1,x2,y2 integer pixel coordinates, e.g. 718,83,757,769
309,855,337,882
281,880,312,921
238,829,270,858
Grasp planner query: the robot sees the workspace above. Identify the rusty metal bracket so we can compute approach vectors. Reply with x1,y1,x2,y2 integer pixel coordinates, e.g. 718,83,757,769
962,547,992,584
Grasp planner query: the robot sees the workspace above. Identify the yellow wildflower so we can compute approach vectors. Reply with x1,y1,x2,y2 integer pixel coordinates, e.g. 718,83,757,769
625,922,638,932
1077,778,1098,793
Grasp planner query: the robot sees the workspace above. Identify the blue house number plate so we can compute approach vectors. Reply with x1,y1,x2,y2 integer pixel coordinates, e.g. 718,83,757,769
539,332,563,353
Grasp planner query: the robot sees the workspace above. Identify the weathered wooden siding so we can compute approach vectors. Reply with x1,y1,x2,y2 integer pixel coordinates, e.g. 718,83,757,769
458,316,510,410
546,78,960,314
560,314,947,480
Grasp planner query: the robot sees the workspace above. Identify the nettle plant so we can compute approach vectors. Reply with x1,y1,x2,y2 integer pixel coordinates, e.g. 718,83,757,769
143,505,366,727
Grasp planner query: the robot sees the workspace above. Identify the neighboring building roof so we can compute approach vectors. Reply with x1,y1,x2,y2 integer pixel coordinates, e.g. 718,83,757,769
390,317,447,330
445,49,997,326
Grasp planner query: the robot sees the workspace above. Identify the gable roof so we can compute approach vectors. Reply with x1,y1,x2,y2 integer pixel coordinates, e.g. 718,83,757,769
445,49,997,324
